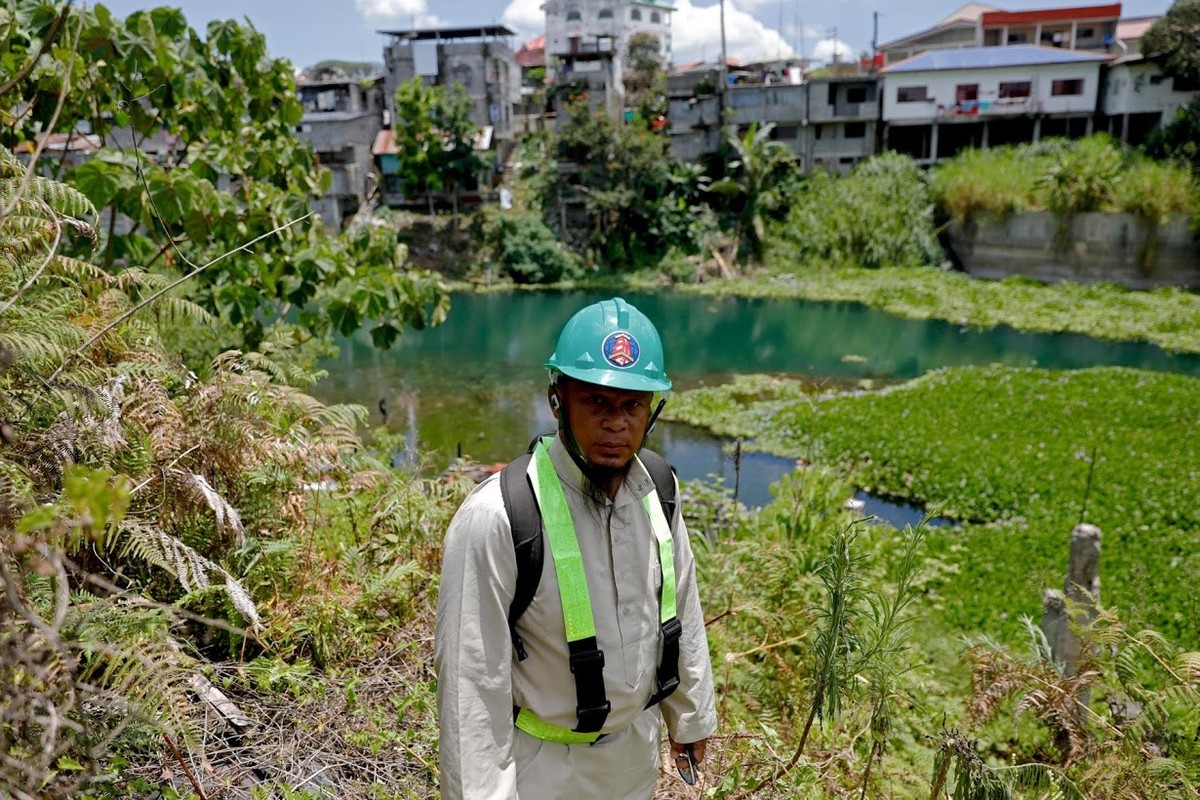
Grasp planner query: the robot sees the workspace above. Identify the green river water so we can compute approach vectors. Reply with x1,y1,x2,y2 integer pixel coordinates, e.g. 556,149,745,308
315,290,1200,513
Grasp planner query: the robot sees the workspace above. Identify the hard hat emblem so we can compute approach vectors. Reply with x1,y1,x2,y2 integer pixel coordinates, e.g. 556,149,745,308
602,331,639,369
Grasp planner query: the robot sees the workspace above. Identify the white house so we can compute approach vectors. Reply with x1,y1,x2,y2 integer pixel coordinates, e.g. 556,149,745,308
1102,55,1200,144
543,0,672,70
881,45,1110,163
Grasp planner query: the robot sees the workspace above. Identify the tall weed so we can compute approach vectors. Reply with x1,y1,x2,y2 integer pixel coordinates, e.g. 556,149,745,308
776,153,942,269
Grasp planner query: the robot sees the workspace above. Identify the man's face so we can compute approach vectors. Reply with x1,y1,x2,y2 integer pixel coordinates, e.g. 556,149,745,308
555,379,653,470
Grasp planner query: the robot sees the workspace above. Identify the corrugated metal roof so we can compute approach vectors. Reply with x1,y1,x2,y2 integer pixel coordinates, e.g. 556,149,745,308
883,44,1111,72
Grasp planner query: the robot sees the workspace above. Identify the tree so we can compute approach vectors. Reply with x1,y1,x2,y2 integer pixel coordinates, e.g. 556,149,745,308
392,77,487,219
708,123,797,263
2,2,447,354
1141,0,1200,84
625,32,667,119
1144,95,1200,171
548,101,675,268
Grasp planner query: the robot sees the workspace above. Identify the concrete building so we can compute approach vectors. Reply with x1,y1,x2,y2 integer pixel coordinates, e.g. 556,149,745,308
880,3,1129,65
666,63,877,174
543,0,673,74
379,26,520,164
296,74,386,230
881,45,1109,164
1101,55,1200,145
551,34,626,123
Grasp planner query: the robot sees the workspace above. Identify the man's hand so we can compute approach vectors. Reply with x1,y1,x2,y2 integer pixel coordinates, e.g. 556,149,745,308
669,737,708,785
669,737,708,764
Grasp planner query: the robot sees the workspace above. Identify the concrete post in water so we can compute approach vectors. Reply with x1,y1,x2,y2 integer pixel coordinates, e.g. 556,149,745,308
1042,523,1101,675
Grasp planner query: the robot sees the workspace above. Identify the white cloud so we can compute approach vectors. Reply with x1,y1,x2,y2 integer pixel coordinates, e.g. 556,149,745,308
671,0,794,65
355,0,426,17
502,0,544,40
355,0,443,26
811,38,856,63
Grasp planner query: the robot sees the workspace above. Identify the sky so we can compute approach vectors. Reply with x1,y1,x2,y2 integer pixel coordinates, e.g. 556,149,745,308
95,0,1176,70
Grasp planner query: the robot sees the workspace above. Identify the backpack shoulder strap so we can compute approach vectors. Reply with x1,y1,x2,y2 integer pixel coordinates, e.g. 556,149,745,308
639,448,678,525
500,452,542,662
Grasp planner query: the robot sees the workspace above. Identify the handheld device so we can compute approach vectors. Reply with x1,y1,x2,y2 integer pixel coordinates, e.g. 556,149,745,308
676,743,697,786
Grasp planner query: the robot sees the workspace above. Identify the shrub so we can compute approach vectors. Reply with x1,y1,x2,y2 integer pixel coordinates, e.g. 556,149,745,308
776,152,943,269
1116,159,1198,224
931,146,1049,223
484,209,580,284
1039,134,1125,213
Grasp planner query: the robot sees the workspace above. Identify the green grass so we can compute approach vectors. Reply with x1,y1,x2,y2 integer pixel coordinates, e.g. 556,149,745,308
666,366,1200,647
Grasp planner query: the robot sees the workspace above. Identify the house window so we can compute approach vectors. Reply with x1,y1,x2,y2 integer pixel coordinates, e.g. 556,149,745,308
774,125,799,140
846,85,867,104
955,84,979,102
631,8,641,20
650,11,661,23
1051,78,1084,96
844,121,866,138
998,81,1031,99
813,124,824,139
1078,27,1095,38
897,85,928,102
566,10,580,21
1150,74,1165,85
1007,32,1028,44
598,8,612,19
1175,75,1200,92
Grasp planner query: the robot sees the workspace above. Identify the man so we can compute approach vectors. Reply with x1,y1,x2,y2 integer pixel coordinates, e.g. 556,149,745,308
435,297,717,799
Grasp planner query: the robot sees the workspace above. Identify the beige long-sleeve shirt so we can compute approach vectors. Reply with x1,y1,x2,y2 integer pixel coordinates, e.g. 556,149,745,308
435,435,717,799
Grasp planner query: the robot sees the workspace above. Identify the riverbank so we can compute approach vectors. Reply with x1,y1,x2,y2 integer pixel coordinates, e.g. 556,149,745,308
458,264,1200,355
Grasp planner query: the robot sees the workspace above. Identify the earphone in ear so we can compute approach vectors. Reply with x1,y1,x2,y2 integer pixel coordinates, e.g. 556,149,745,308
549,393,561,410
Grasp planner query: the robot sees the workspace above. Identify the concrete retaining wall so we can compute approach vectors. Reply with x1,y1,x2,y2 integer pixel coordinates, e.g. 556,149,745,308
946,211,1200,289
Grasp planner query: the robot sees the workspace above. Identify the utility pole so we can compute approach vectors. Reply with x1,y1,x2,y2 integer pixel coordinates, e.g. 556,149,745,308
718,0,728,130
829,26,838,65
872,11,880,57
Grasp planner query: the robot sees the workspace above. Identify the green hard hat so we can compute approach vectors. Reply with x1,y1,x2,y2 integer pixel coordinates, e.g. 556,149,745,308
545,297,672,392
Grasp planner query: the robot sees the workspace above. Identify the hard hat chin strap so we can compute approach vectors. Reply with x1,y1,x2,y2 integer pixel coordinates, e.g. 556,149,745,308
647,396,667,435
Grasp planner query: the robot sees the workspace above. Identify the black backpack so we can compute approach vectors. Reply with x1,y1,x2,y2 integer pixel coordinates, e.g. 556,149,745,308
498,441,678,661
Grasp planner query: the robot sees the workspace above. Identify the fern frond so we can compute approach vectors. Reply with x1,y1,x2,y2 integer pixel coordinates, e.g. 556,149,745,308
48,255,113,287
174,470,245,546
151,295,214,327
115,520,260,631
3,172,98,222
1179,652,1200,681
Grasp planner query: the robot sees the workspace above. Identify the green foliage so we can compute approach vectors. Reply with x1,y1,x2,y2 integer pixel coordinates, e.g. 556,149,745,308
931,146,1051,224
667,366,1200,646
2,1,448,355
1115,159,1198,224
931,136,1199,225
775,152,942,269
482,208,581,284
392,77,487,206
1143,95,1200,174
1040,134,1124,214
1140,0,1200,84
543,101,678,269
709,123,797,264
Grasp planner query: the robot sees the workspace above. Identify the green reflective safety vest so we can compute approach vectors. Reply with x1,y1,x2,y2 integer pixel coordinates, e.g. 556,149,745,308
513,442,680,744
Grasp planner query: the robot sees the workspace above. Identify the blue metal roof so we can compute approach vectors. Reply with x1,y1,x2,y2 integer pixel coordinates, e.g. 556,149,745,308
884,45,1111,73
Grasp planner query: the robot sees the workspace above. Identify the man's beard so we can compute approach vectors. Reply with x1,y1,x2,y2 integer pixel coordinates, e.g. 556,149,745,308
577,457,633,512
